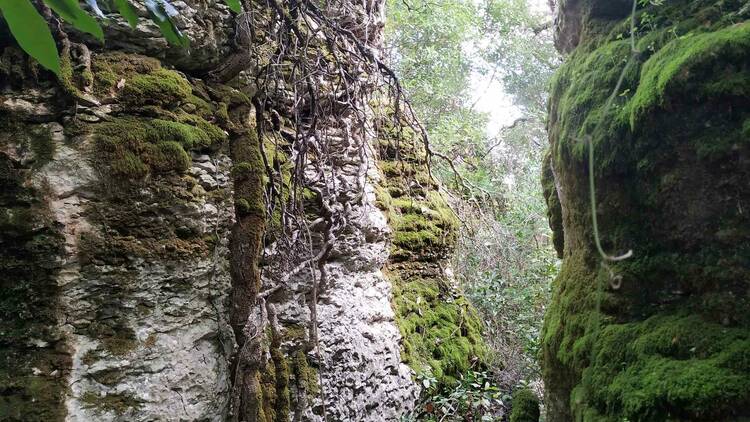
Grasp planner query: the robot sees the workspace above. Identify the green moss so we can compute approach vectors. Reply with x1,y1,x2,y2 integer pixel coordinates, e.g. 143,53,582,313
90,52,207,119
57,49,78,97
120,68,192,107
261,355,278,422
177,114,227,146
92,114,222,180
63,118,90,139
291,350,319,396
376,121,487,391
144,141,191,173
282,324,308,343
374,185,393,210
386,187,458,261
150,119,214,150
543,1,750,420
185,94,214,118
392,276,487,385
628,22,750,127
260,329,291,422
542,151,563,258
109,150,149,179
232,162,258,179
92,53,160,85
510,389,540,422
236,197,265,216
572,313,750,421
270,347,290,422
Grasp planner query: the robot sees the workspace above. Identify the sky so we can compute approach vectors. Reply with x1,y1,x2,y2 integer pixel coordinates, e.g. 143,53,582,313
470,0,552,136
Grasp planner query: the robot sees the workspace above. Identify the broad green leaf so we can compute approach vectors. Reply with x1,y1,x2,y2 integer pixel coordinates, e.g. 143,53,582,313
114,0,139,28
145,0,188,47
153,17,188,47
43,0,104,40
0,0,61,74
224,0,241,13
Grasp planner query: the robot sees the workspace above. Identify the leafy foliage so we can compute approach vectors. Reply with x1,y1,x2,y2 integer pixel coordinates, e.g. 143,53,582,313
44,0,104,40
403,370,505,422
509,388,540,422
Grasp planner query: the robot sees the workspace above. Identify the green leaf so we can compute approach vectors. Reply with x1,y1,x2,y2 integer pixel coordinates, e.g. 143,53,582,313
224,0,241,13
145,0,188,47
113,0,138,28
0,0,61,74
153,17,188,47
43,0,104,41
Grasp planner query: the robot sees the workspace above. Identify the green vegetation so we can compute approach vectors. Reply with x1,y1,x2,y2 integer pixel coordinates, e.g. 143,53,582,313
82,53,228,181
385,0,559,419
509,389,540,422
0,0,244,74
629,22,750,126
404,370,503,421
121,69,193,107
578,313,750,420
92,118,195,180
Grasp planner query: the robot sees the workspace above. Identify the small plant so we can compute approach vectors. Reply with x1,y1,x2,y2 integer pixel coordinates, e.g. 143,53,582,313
404,370,504,421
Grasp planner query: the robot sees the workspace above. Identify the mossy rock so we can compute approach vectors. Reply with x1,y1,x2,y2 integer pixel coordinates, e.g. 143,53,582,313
542,1,750,420
91,52,190,107
510,389,540,422
91,115,225,181
0,156,67,421
376,120,489,391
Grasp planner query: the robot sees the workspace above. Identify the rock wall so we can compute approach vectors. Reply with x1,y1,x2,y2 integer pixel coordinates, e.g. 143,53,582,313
262,117,420,421
543,0,750,420
1,48,237,420
373,126,488,390
0,1,430,420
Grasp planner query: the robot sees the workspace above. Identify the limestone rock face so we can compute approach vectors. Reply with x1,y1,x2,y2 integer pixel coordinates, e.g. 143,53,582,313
0,57,235,420
1,1,420,420
544,0,750,420
264,129,420,422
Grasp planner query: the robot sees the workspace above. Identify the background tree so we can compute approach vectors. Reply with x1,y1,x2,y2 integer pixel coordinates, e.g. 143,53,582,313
385,0,559,418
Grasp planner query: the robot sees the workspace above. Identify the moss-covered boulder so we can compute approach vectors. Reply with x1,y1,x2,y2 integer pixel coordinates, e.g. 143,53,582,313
543,1,750,420
376,125,488,389
510,389,541,422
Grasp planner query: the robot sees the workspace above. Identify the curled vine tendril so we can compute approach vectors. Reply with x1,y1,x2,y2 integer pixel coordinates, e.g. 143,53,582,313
587,0,639,264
